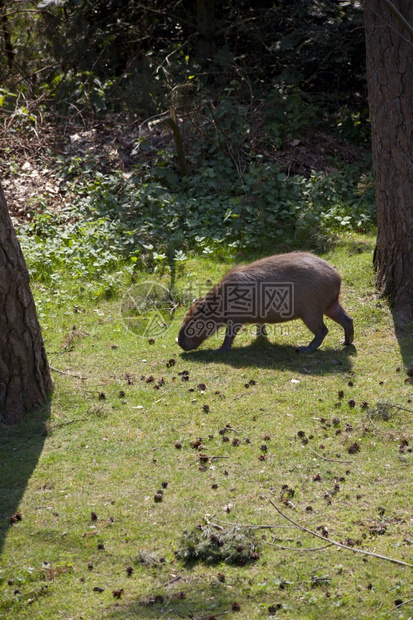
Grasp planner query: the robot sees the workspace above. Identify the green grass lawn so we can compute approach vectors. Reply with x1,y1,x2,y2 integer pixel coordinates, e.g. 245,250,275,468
1,234,413,619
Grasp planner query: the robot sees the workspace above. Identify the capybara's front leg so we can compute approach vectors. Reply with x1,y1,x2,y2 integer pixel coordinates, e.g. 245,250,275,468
216,322,242,353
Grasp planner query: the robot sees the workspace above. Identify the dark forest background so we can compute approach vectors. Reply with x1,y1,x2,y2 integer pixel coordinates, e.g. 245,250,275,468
0,1,375,297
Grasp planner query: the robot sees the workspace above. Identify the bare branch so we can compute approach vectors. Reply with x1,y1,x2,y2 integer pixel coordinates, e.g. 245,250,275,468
267,541,333,552
50,366,87,380
269,500,413,569
388,597,413,613
309,448,352,464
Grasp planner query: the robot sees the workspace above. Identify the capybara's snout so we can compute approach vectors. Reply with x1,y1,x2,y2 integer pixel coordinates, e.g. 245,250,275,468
177,333,193,351
177,324,203,351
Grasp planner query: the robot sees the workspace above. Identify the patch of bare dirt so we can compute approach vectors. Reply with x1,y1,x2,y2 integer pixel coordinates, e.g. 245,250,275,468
0,115,365,222
273,132,364,176
0,117,143,220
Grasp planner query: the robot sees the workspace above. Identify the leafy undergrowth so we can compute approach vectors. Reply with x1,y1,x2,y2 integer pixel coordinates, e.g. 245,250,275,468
1,236,413,619
1,110,375,314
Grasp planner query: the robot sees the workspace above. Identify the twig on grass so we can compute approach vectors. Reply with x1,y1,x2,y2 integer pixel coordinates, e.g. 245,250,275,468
48,405,104,429
269,500,413,569
388,597,413,613
60,328,88,351
391,404,413,414
204,517,225,531
49,416,88,429
369,401,413,421
189,455,230,466
49,350,72,363
309,448,352,464
50,366,87,380
267,540,333,552
366,406,412,438
221,425,243,434
202,515,276,534
162,575,182,587
153,392,167,404
206,517,291,531
366,412,382,434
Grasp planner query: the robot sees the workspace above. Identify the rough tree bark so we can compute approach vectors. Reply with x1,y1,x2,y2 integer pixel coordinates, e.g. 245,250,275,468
364,0,413,321
0,183,53,424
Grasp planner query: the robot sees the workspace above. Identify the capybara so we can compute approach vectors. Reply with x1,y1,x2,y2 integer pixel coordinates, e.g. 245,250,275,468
178,252,353,353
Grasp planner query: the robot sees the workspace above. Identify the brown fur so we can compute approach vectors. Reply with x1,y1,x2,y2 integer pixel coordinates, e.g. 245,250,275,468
178,252,354,353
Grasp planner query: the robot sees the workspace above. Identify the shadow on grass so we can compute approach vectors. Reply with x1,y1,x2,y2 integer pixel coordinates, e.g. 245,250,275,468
0,404,50,556
393,315,413,378
103,579,244,619
180,336,356,375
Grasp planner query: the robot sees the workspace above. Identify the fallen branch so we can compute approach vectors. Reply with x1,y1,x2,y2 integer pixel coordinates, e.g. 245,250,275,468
223,426,243,434
269,500,413,569
162,575,182,587
207,517,289,531
267,539,333,552
388,596,413,613
204,518,225,531
50,416,88,429
153,391,167,404
60,328,88,351
50,366,87,380
366,408,410,439
309,449,352,464
370,401,413,419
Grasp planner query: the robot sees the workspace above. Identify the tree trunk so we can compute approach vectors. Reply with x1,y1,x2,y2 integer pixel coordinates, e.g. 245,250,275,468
364,0,413,321
196,0,215,61
0,0,14,73
0,183,53,424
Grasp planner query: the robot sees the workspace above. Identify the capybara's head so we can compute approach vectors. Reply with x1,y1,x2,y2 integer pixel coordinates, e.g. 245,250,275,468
178,297,221,351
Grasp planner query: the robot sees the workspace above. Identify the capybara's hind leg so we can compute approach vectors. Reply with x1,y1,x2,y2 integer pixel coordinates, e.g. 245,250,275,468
325,300,354,345
298,316,329,353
